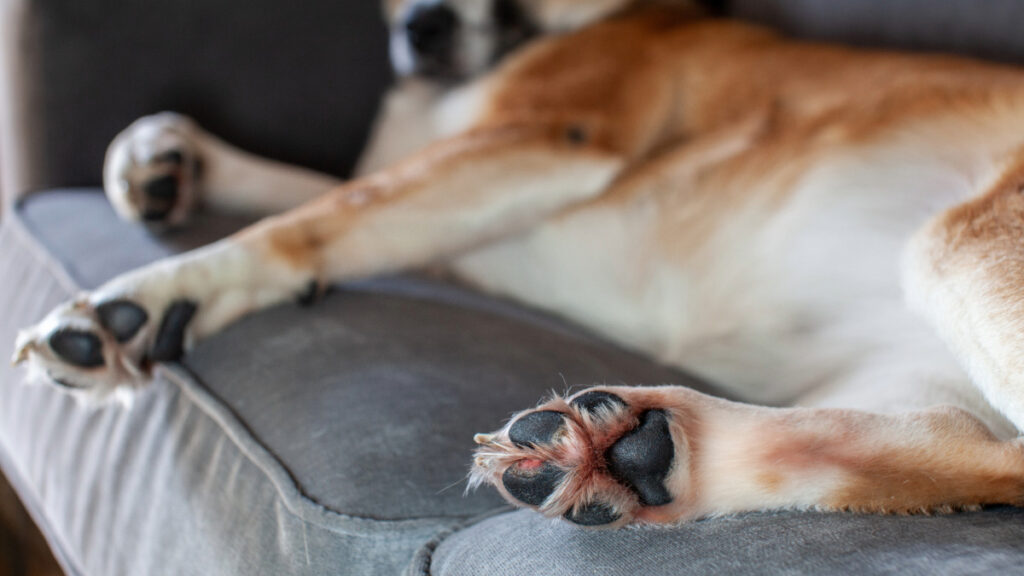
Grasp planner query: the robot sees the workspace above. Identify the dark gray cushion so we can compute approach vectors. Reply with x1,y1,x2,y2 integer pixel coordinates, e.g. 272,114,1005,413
423,508,1024,576
15,0,392,194
731,0,1024,64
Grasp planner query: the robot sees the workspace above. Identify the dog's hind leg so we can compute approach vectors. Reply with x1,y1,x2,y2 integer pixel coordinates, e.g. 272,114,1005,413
904,148,1024,433
13,121,626,400
472,385,1024,527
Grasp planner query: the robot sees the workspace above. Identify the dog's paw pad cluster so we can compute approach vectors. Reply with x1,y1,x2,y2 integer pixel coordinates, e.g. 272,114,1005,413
13,294,201,401
473,389,677,527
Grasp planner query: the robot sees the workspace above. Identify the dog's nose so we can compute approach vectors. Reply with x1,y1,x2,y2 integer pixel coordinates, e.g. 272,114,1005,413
404,3,458,62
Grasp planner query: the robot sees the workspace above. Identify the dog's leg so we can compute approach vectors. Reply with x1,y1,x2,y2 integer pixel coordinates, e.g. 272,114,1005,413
903,150,1024,433
14,122,625,400
472,385,1024,527
104,113,342,227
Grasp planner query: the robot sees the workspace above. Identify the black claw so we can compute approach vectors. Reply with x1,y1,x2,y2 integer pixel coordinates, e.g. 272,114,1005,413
144,174,179,200
296,280,321,307
606,410,675,506
51,376,84,390
564,501,621,526
150,300,197,362
571,390,627,415
502,462,565,507
509,411,566,448
96,300,149,342
49,329,105,368
141,175,179,222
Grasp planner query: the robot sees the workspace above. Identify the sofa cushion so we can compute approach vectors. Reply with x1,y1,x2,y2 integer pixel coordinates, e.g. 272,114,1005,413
3,190,714,574
421,508,1024,576
731,0,1024,64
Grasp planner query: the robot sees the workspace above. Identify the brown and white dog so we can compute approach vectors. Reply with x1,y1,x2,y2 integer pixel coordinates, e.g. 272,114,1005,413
14,0,1024,528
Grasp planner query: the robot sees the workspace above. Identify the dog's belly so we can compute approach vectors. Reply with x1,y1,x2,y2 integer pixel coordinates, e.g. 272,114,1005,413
451,123,1010,406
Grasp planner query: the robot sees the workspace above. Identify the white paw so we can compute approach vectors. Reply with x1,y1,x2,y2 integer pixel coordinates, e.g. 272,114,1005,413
12,249,318,403
103,112,204,228
12,273,201,403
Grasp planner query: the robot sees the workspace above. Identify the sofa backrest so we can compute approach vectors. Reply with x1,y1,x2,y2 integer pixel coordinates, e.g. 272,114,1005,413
3,0,1024,208
1,0,393,207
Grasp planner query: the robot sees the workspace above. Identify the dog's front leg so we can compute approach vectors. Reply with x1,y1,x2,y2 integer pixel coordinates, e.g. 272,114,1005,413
472,386,1024,527
13,122,625,401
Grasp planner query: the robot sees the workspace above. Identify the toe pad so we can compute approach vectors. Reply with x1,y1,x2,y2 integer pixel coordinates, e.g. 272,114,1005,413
502,462,565,507
49,329,104,368
509,411,566,448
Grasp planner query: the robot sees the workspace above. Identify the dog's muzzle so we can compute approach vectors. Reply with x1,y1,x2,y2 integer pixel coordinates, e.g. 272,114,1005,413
391,0,537,81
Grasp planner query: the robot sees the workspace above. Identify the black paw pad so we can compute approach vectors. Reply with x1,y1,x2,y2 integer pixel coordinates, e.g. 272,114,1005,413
142,175,178,221
564,501,621,526
49,329,104,368
606,410,675,506
571,390,627,415
509,411,566,448
96,300,148,342
502,462,565,506
150,300,197,362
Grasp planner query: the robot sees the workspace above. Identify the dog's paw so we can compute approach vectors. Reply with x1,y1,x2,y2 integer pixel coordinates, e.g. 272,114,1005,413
12,272,205,403
471,387,689,527
104,112,204,228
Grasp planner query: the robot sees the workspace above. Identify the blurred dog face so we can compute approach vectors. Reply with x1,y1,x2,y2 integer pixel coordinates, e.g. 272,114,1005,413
385,0,636,80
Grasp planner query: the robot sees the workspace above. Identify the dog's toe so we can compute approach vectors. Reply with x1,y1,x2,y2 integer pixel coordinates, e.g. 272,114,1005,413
564,500,622,526
502,460,566,506
509,411,567,447
48,329,105,368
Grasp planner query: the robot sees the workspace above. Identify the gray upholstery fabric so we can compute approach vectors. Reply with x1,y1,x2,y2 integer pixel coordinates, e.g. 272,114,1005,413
424,508,1024,576
731,0,1024,64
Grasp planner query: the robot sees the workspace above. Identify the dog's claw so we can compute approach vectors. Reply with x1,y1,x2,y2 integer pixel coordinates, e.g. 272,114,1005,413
12,336,31,366
473,433,496,445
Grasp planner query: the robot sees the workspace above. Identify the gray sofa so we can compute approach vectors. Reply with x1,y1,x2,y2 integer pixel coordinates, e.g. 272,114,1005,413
4,1,1024,575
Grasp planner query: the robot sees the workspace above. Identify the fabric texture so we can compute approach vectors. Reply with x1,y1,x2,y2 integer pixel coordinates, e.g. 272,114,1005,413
423,508,1024,576
731,0,1024,64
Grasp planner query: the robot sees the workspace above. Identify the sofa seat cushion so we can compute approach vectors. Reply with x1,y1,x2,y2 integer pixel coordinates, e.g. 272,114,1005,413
2,190,713,575
422,508,1024,576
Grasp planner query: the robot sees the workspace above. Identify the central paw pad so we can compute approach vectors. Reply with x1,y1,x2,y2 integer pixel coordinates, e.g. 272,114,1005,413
606,410,674,506
476,389,678,527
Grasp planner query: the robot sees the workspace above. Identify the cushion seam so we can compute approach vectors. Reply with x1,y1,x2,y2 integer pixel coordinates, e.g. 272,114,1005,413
161,363,493,534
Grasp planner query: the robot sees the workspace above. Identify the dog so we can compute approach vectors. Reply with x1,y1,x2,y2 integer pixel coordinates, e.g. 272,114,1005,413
14,0,1024,528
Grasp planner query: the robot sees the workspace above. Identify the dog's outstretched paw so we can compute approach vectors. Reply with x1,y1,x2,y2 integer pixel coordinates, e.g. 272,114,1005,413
12,275,203,403
104,112,204,228
471,387,690,528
